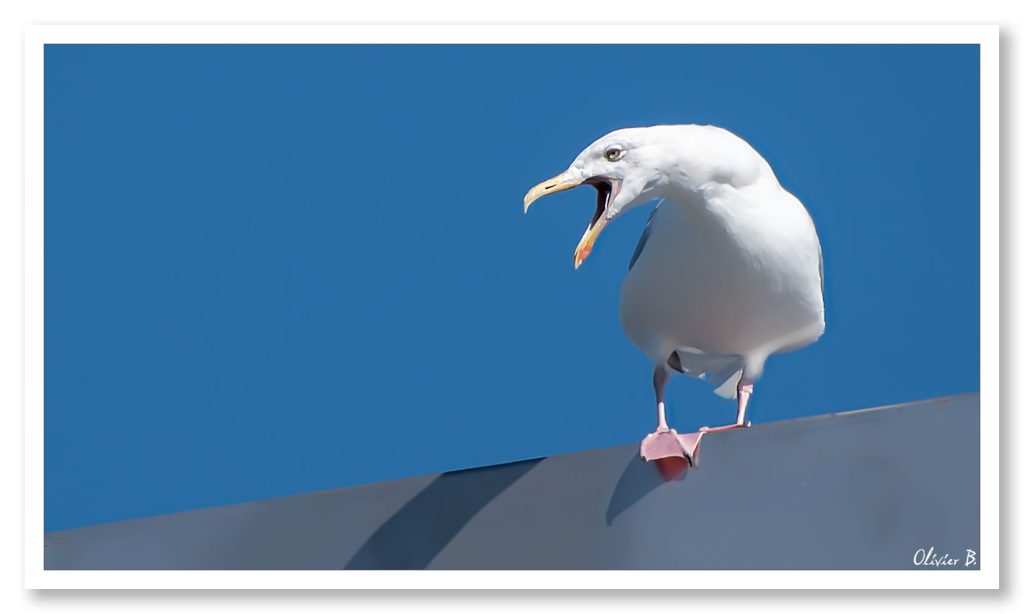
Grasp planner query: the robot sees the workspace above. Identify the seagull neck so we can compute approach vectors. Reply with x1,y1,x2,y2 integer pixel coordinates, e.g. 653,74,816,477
656,183,748,234
660,184,710,215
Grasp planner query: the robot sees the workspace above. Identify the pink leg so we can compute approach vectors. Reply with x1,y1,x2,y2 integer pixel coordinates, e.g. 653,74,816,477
700,377,754,433
736,379,753,425
654,367,669,432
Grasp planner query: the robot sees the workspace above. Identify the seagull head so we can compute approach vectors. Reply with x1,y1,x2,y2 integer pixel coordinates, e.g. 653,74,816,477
523,125,765,268
523,127,673,269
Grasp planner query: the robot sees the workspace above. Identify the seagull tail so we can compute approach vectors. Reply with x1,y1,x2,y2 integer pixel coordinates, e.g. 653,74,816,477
666,348,745,400
710,369,743,399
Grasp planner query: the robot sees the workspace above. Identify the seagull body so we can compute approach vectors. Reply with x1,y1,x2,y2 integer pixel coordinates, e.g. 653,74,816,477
620,127,824,395
524,125,825,469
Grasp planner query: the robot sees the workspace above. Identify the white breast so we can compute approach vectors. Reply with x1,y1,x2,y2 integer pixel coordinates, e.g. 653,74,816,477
619,180,824,380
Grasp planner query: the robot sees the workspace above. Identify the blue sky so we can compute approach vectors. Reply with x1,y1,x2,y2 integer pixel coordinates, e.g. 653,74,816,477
44,44,979,531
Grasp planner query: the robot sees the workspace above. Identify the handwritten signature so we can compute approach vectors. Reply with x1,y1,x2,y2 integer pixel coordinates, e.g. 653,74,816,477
913,547,978,568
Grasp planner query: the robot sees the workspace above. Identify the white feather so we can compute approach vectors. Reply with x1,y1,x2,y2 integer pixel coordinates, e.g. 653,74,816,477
615,125,825,395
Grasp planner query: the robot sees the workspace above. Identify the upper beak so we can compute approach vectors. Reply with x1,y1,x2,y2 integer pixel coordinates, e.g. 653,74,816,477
523,171,582,213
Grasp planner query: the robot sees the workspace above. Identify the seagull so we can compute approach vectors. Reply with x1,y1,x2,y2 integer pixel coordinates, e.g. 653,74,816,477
523,125,825,471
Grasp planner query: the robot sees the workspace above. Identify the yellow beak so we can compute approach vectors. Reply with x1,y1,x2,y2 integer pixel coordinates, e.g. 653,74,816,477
524,171,609,269
523,171,582,213
573,215,608,269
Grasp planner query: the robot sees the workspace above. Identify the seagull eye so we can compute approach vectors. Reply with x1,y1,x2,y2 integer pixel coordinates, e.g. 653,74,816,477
604,147,624,161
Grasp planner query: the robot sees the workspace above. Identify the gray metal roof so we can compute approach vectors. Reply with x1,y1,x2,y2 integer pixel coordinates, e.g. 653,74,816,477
44,392,980,570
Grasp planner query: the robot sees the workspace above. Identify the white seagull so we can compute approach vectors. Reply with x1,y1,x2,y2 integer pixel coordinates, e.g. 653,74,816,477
524,125,825,471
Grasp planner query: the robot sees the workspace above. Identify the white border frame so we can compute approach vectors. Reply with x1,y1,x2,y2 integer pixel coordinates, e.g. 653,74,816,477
24,24,999,590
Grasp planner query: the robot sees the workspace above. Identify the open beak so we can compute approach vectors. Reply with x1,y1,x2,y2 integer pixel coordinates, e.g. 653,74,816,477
524,172,618,269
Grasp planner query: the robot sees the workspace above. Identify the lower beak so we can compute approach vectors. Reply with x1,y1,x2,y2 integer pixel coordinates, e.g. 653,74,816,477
523,171,582,213
574,216,607,269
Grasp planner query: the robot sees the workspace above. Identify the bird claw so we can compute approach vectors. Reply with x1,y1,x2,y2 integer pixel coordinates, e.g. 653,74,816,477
699,421,751,433
639,429,704,468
